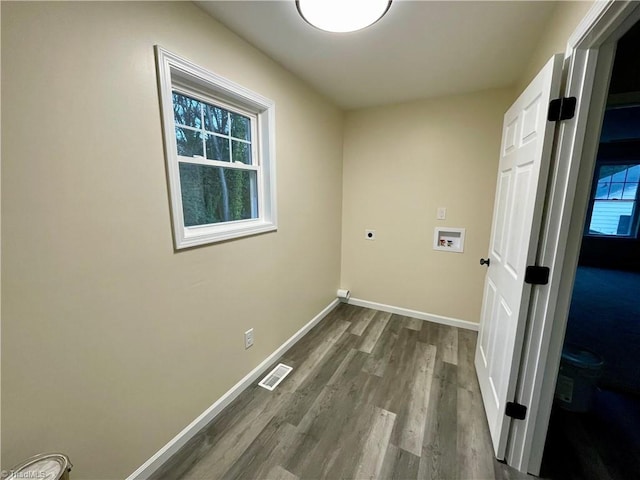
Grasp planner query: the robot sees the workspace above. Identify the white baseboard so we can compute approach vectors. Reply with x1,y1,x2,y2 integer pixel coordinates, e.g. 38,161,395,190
347,297,479,331
126,298,341,480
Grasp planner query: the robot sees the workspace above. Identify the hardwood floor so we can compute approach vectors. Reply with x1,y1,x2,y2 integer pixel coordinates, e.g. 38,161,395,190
153,304,533,480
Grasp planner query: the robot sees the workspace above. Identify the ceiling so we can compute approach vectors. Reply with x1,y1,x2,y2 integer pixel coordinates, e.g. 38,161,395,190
197,1,558,110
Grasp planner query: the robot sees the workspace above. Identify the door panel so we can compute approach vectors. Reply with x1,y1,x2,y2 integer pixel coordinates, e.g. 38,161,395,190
492,172,511,259
475,54,563,460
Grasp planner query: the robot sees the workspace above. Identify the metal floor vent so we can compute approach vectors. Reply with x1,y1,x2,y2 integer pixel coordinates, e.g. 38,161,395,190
258,363,293,391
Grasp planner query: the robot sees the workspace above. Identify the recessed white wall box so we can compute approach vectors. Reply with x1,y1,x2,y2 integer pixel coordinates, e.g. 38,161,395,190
434,227,465,253
365,229,376,240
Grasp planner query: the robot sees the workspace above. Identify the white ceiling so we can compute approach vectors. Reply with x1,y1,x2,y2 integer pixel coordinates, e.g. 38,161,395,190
197,1,558,110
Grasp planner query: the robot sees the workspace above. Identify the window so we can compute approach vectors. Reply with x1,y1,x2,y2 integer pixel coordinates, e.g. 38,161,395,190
587,163,640,237
155,47,277,249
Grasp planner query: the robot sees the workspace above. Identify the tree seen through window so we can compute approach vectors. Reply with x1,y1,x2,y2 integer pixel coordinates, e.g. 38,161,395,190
172,92,256,225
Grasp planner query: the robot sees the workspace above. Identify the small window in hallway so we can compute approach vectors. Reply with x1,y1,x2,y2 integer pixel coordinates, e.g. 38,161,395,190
588,162,640,236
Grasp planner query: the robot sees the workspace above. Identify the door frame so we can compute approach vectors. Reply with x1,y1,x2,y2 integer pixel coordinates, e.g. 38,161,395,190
503,0,640,474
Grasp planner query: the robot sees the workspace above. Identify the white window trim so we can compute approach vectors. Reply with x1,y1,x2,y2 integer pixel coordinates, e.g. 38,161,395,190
155,46,277,249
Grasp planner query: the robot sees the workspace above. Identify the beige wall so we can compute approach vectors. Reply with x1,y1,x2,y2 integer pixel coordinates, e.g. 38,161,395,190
1,0,598,477
516,0,594,92
1,2,343,478
339,1,595,324
340,88,514,322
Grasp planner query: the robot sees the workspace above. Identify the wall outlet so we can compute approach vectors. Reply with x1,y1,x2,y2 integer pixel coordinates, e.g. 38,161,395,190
244,328,254,349
437,207,447,220
365,229,376,240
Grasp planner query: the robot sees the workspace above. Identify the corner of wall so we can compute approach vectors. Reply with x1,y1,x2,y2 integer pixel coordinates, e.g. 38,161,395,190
515,1,595,94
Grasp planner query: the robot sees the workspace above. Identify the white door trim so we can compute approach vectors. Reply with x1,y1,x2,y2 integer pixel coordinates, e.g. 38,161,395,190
505,1,640,474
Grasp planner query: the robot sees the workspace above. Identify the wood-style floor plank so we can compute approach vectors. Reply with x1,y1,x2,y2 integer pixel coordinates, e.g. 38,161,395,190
457,385,496,480
265,465,299,480
419,361,457,480
353,407,397,480
157,305,508,480
350,307,377,336
358,310,392,353
399,342,436,456
288,350,380,479
362,318,399,377
399,314,424,331
457,328,478,392
284,318,352,391
442,326,459,365
279,330,358,427
381,443,421,480
220,418,297,480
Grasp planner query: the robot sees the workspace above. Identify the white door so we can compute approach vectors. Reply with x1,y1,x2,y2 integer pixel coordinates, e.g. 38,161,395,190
475,54,563,460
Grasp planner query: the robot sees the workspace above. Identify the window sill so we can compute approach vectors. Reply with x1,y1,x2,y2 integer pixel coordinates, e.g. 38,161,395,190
585,233,636,239
176,221,277,249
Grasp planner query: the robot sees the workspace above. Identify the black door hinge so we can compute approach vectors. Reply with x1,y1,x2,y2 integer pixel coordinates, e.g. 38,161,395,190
506,401,527,420
548,97,577,121
525,265,550,285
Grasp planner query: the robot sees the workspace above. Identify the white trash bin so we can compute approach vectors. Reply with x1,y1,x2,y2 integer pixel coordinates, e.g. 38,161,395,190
555,344,603,412
5,453,72,480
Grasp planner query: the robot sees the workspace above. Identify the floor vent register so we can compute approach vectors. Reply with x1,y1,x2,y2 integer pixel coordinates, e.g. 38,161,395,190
258,363,293,391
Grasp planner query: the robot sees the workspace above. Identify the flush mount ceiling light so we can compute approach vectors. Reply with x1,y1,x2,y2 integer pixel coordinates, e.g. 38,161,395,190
296,0,392,33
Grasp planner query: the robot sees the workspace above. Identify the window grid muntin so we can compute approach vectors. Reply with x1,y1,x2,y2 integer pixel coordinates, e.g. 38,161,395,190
172,87,257,137
172,87,262,228
595,164,639,200
172,89,255,165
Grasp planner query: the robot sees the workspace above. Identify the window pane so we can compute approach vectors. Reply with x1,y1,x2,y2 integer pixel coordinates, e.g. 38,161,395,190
627,165,640,182
231,113,251,141
595,181,610,199
608,183,625,199
179,163,257,227
612,168,628,182
173,92,202,128
623,182,638,200
589,200,635,235
206,134,230,162
204,104,229,135
175,127,203,157
232,140,251,164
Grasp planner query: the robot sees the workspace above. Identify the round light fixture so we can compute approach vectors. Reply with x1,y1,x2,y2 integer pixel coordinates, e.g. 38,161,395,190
296,0,392,33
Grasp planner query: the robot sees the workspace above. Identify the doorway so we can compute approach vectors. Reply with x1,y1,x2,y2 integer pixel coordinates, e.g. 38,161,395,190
540,18,640,480
500,2,640,476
